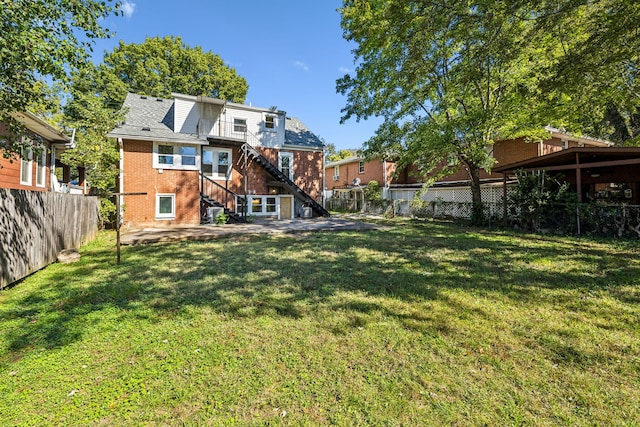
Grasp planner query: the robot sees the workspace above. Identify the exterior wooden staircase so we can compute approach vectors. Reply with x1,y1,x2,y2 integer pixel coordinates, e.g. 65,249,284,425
243,143,330,217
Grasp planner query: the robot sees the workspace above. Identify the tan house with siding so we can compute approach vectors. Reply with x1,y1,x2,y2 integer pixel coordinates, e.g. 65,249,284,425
108,93,327,228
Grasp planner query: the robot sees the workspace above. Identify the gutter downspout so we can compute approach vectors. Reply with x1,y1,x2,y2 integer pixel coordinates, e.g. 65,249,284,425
322,147,326,208
118,138,124,226
383,159,388,199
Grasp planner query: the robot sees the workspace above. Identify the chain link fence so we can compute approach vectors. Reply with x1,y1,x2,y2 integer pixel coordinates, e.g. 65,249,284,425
329,183,640,239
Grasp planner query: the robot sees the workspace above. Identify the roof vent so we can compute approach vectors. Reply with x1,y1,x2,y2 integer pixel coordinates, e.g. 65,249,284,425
140,96,147,99
156,98,163,102
141,127,151,131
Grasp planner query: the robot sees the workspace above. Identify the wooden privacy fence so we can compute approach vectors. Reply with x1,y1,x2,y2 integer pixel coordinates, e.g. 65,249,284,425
0,189,99,289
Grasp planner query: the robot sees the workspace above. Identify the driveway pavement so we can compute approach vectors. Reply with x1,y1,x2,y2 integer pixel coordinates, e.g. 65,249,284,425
120,215,387,245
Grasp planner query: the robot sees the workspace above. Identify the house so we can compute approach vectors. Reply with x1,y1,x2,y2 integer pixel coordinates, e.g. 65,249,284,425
494,146,640,205
107,92,328,228
0,112,85,194
387,126,614,207
325,156,396,199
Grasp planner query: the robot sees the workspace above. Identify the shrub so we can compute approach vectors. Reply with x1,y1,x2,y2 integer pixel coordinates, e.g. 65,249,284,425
508,169,577,233
215,211,228,225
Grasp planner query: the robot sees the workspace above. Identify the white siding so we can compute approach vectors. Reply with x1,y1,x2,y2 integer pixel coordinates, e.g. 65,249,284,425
222,106,285,148
174,98,200,134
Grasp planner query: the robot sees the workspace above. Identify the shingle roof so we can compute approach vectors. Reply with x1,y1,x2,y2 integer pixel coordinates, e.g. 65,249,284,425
325,156,363,168
110,93,324,149
284,117,324,149
107,93,203,144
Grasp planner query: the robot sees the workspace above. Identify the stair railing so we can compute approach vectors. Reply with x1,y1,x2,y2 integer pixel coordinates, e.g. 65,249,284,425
242,143,330,217
200,172,246,219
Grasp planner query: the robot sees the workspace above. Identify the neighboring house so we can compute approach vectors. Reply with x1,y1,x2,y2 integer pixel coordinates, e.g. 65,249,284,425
388,126,614,204
107,92,328,228
0,112,85,194
494,146,640,205
325,156,396,199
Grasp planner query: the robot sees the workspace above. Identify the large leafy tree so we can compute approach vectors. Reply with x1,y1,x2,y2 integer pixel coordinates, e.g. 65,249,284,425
529,0,640,144
338,0,554,223
62,36,248,221
325,143,357,162
0,0,120,156
101,36,248,104
62,66,125,221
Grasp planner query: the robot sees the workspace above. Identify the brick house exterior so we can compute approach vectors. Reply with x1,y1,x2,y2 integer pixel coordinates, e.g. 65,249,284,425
1,112,84,194
326,157,397,190
108,93,327,228
387,127,612,190
429,129,612,184
326,128,613,209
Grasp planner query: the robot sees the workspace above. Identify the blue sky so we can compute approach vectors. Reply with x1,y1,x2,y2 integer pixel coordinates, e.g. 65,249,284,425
90,0,381,150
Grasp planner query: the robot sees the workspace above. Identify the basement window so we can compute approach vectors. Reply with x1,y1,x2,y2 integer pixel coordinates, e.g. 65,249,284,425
156,194,175,219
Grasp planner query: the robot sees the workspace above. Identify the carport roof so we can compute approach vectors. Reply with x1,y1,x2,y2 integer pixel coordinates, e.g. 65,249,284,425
493,147,640,174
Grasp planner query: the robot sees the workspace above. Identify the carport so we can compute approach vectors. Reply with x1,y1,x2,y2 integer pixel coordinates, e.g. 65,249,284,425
494,147,640,208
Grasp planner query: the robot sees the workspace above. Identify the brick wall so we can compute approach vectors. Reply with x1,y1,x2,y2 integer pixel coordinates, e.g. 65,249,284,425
326,158,392,190
121,141,324,227
121,139,200,227
395,138,547,183
252,147,323,200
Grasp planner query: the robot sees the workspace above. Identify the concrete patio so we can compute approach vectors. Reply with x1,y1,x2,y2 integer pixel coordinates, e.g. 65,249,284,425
120,215,387,245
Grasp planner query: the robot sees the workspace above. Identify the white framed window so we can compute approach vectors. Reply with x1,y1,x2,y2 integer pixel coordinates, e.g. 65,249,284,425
251,197,263,213
231,117,248,140
181,146,197,166
202,147,232,179
333,165,340,181
157,144,174,165
153,142,200,170
20,147,33,186
247,196,278,215
263,114,277,131
358,161,365,174
156,194,175,219
265,196,277,213
233,117,247,133
36,148,46,187
278,152,293,181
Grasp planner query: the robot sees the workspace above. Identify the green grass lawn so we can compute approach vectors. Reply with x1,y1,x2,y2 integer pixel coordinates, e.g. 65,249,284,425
1,219,639,426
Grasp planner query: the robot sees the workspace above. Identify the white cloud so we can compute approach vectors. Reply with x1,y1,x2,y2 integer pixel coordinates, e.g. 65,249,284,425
339,66,353,74
293,60,309,72
121,1,136,18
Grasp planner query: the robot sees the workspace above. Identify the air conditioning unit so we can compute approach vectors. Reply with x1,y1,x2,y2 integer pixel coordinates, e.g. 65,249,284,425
333,175,339,181
301,206,313,218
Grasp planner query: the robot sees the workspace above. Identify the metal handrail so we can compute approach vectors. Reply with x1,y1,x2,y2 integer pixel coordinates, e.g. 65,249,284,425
200,172,246,217
205,120,261,147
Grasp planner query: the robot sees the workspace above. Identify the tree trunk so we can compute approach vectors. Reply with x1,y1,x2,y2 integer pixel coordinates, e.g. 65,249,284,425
467,163,484,225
